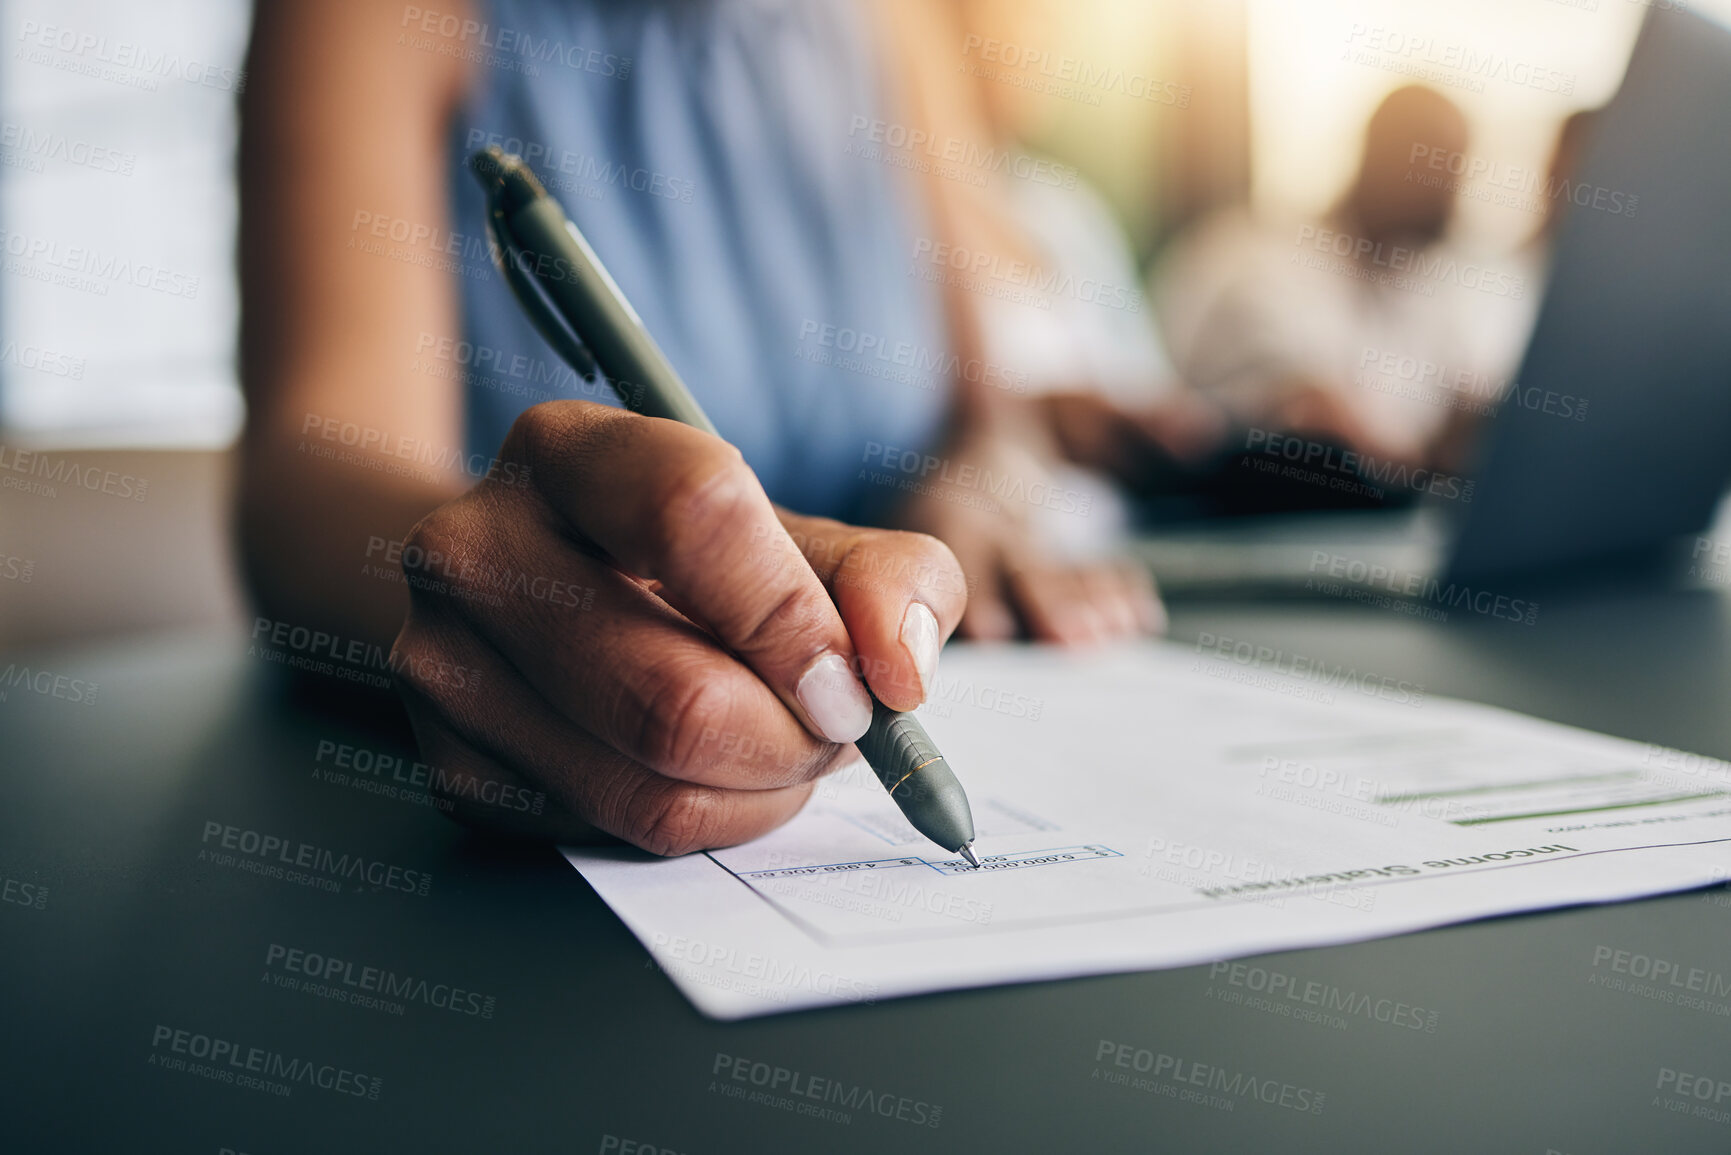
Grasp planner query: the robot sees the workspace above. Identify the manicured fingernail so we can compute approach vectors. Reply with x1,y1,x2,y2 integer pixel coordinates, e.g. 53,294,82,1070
901,601,942,700
796,653,873,743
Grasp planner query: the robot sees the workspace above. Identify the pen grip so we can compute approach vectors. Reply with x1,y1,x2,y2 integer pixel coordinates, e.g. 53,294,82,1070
856,699,976,853
856,698,941,792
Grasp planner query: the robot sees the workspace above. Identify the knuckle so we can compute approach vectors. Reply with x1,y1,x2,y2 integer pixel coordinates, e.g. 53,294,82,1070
732,581,832,660
506,400,576,465
900,530,965,592
506,399,618,487
399,508,472,591
632,659,737,773
401,488,526,608
651,445,756,558
840,529,965,603
401,508,456,567
629,783,724,857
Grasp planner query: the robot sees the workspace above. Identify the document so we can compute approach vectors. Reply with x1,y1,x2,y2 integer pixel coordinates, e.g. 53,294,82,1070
564,644,1731,1019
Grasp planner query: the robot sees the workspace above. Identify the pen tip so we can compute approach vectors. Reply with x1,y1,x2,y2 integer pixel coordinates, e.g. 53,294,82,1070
960,843,981,869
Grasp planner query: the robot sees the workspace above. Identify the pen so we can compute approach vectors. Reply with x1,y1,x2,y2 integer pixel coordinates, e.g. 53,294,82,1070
469,147,982,868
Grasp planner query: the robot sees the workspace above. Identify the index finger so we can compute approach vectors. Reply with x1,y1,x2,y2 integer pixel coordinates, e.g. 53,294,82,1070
508,401,875,746
776,510,967,713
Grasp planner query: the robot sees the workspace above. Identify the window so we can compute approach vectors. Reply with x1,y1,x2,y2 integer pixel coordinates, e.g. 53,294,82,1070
0,0,250,448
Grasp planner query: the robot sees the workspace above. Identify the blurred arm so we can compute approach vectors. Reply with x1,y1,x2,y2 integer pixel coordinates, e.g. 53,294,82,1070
874,0,1042,429
862,2,1164,642
237,0,474,648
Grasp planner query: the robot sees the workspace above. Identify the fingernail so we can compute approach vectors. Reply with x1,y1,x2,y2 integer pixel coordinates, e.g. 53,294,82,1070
796,653,873,743
901,601,942,700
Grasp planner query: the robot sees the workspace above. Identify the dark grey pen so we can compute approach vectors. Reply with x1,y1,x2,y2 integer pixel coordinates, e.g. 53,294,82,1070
470,148,981,867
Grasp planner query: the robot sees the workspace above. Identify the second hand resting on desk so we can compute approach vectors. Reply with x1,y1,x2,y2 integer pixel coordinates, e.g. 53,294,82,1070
469,146,981,867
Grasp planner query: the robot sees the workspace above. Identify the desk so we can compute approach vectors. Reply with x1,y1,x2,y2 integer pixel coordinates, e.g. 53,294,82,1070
5,589,1731,1153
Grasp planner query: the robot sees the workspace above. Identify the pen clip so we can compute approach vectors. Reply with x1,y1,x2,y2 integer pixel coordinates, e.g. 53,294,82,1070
484,205,602,384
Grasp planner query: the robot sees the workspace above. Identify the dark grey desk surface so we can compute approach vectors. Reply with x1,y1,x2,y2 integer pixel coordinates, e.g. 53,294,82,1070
7,588,1731,1154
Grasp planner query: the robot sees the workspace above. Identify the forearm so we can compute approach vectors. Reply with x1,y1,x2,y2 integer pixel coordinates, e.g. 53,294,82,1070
235,0,475,651
238,428,462,651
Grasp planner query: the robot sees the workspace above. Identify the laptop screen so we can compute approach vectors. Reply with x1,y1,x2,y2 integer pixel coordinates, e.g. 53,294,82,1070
1447,6,1731,586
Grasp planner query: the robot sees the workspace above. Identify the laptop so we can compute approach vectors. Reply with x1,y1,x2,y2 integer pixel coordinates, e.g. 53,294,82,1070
1136,6,1731,599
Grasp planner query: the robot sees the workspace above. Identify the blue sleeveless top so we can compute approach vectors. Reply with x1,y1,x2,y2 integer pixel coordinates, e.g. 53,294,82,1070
448,0,951,522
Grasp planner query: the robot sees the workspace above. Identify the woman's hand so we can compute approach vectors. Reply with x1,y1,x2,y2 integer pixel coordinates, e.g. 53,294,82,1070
390,401,966,852
886,412,1165,646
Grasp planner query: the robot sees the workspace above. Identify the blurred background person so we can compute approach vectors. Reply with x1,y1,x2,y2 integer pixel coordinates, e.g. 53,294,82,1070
893,0,1232,550
941,0,1177,409
1422,106,1604,472
1155,85,1513,473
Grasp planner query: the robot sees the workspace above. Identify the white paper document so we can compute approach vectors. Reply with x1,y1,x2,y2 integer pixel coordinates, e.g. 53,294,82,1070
564,644,1731,1019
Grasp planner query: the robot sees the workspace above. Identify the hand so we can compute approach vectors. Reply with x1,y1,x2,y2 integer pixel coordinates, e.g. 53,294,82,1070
1038,389,1230,493
1263,376,1419,466
389,401,966,853
886,424,1165,646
